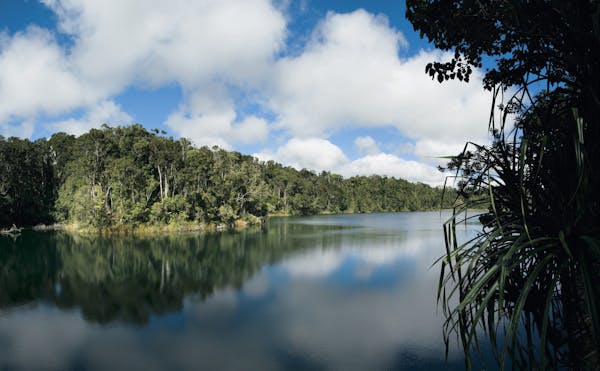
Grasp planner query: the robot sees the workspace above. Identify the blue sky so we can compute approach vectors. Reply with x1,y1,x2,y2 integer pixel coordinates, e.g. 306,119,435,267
0,0,493,185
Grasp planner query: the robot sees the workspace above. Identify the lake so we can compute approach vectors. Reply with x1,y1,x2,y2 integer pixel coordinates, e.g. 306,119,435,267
0,212,494,370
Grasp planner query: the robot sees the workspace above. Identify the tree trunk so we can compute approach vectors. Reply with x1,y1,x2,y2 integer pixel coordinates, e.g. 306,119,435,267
157,165,163,201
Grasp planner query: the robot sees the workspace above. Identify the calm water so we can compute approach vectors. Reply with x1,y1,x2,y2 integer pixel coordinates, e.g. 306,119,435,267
0,212,494,370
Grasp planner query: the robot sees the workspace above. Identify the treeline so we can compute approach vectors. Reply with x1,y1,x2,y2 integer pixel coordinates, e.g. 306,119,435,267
0,124,455,229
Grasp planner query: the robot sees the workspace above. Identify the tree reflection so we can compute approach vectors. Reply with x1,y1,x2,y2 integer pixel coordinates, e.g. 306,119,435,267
0,222,349,324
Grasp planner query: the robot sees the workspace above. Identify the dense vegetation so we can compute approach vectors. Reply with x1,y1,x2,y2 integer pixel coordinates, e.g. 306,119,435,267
0,124,455,230
407,0,600,369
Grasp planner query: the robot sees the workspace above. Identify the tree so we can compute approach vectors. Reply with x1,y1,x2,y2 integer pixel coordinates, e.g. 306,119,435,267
0,137,55,227
2,124,453,229
406,0,600,369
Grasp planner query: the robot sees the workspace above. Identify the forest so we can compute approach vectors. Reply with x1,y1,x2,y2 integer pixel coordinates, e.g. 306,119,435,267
0,124,455,230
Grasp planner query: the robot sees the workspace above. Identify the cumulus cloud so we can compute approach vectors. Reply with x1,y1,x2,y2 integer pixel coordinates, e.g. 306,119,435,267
2,0,286,142
256,138,445,185
337,153,445,185
0,120,35,138
1,2,498,185
255,137,348,171
47,100,133,136
0,27,95,136
396,142,416,154
268,10,491,157
166,109,269,150
354,136,380,155
250,9,497,183
413,138,470,164
42,0,286,90
165,90,269,149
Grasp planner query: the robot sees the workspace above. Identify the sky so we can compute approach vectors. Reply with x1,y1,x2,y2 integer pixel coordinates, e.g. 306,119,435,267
0,0,495,185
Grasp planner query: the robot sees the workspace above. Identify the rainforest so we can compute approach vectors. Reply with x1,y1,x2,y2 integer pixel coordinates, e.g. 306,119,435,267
0,124,455,231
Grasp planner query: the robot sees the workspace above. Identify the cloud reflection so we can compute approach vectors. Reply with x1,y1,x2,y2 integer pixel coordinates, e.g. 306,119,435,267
0,212,482,370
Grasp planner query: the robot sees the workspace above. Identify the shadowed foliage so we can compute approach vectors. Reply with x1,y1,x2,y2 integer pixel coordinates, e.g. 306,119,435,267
407,0,600,369
0,224,347,324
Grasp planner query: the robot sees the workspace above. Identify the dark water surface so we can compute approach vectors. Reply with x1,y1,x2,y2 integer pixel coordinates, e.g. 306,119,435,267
0,212,493,370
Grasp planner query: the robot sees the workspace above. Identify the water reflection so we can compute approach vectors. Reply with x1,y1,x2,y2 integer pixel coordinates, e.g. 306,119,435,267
0,224,349,323
0,212,491,370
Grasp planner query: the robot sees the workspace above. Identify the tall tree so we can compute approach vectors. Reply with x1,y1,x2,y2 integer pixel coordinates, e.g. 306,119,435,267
2,124,456,229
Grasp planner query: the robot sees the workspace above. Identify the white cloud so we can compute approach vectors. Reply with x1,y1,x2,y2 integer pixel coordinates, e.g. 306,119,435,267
396,142,415,154
354,136,380,155
256,138,445,185
0,120,35,138
2,0,286,141
47,100,133,136
43,0,286,90
165,91,269,149
413,138,469,165
0,3,498,185
268,10,492,158
47,0,286,147
255,137,348,171
166,109,269,150
0,27,95,136
337,153,445,185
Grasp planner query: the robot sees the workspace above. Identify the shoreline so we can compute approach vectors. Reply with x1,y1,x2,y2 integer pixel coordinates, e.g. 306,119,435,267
27,219,262,236
5,208,484,236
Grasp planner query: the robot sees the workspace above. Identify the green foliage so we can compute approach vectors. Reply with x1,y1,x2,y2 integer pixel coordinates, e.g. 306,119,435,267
0,137,55,227
406,0,600,91
0,124,457,230
407,0,600,369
